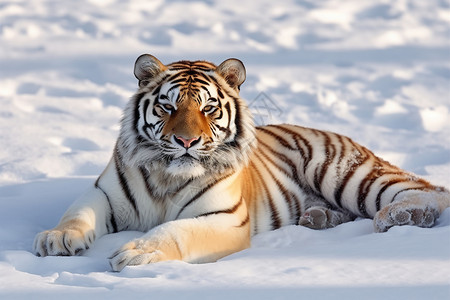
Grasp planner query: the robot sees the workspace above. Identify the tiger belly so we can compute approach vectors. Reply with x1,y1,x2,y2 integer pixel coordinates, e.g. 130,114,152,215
244,124,449,235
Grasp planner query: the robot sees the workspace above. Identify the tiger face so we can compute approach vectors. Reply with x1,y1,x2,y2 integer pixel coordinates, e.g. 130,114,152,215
119,55,256,179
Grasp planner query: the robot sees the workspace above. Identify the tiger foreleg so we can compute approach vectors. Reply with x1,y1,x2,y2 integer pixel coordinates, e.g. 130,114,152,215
109,214,250,272
298,206,356,229
373,190,450,232
33,187,109,256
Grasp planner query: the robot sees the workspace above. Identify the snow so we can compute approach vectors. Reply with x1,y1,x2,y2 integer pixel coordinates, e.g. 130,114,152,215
1,0,449,298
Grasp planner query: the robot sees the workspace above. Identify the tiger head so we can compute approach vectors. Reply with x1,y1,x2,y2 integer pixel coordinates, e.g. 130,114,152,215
119,54,256,179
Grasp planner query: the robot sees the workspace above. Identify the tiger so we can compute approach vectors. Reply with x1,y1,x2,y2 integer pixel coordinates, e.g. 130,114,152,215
33,54,450,272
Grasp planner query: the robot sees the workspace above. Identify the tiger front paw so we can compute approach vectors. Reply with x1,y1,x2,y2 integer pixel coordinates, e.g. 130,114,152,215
33,220,95,257
374,201,439,233
109,239,173,272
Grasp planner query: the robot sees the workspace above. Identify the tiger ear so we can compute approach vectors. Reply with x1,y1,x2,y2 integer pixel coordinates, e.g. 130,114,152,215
134,54,167,87
216,58,246,91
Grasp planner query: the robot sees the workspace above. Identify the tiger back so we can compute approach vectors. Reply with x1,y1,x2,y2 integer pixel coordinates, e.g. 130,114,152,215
32,54,450,271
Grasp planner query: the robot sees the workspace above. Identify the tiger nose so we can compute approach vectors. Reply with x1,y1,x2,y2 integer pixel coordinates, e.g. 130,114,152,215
174,136,200,149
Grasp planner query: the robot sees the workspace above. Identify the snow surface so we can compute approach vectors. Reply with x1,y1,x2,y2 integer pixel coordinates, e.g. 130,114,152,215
1,0,449,299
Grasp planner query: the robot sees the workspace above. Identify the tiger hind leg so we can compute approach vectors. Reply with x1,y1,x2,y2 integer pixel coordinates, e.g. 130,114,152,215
374,191,450,233
298,206,356,230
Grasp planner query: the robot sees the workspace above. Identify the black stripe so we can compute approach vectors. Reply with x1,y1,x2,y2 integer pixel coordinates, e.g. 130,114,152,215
314,132,337,193
374,176,433,211
175,172,235,219
224,102,231,128
196,67,214,72
256,138,293,179
268,125,313,173
213,89,239,135
169,78,188,84
62,232,72,254
196,196,244,218
335,135,346,176
257,127,295,150
185,69,199,76
143,99,150,124
149,75,171,96
138,166,161,202
188,88,201,97
256,137,302,185
114,146,140,220
152,85,162,96
193,78,209,85
256,128,315,196
133,92,147,135
375,179,404,211
167,84,181,95
155,121,165,135
256,137,308,221
94,178,118,233
166,73,186,82
139,166,194,202
236,213,250,227
226,97,241,149
294,135,313,174
167,63,214,73
209,124,217,136
195,95,202,105
254,151,297,225
192,72,212,82
249,160,282,230
334,144,370,209
132,92,149,156
391,186,431,202
207,75,219,85
356,164,401,218
196,66,215,72
172,65,214,72
174,178,195,194
247,166,259,234
201,85,211,94
214,108,224,121
356,166,380,218
167,66,190,71
217,87,224,99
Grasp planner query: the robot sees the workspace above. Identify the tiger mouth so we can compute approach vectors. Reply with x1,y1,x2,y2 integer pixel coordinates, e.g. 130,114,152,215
166,152,207,178
173,153,199,165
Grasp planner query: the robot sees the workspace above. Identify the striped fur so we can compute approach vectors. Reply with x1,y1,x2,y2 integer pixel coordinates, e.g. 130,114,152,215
33,55,450,271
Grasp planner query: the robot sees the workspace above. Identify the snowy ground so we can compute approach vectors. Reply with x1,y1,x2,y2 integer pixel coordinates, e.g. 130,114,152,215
1,0,449,299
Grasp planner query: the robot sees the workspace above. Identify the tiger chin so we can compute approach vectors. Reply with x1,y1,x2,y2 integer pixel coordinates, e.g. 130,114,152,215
33,54,450,272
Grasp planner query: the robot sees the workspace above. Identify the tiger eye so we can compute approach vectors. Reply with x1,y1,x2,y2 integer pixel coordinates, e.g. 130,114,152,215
203,105,215,113
163,104,174,111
